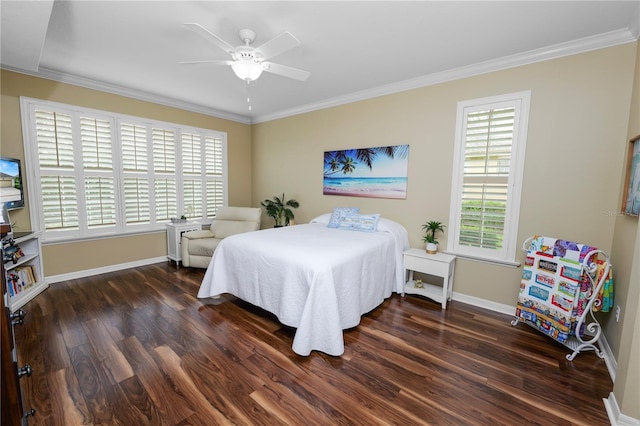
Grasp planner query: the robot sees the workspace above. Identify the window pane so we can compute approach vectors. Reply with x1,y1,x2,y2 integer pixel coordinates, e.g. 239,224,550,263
459,183,507,250
85,177,116,227
153,128,175,173
183,179,202,218
124,178,150,224
205,135,223,176
449,92,529,261
35,110,74,168
121,123,148,171
459,106,515,250
206,180,224,217
41,175,79,230
81,117,113,170
464,108,514,176
155,178,177,221
182,132,202,174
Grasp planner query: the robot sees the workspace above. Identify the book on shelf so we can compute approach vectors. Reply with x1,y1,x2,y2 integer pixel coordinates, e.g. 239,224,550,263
6,265,38,297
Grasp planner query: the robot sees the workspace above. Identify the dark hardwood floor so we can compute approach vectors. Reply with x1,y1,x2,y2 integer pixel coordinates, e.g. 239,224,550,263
14,262,612,425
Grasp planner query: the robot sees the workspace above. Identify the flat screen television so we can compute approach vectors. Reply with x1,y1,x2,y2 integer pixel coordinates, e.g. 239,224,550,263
0,157,25,210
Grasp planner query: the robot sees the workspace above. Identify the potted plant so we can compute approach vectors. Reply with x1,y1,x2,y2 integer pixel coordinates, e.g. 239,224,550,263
261,193,300,227
422,220,445,254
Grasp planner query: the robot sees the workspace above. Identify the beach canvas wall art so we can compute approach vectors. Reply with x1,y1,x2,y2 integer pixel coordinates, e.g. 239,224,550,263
323,145,409,199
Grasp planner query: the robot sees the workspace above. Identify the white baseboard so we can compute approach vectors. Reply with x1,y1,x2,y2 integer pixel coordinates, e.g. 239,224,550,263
45,256,168,284
451,292,516,316
604,392,640,426
453,291,618,383
598,333,617,382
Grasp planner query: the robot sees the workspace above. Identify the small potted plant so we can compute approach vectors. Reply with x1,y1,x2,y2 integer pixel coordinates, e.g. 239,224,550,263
422,220,445,254
261,193,300,227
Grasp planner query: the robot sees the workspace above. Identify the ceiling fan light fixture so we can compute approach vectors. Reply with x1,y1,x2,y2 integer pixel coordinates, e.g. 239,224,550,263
231,60,264,81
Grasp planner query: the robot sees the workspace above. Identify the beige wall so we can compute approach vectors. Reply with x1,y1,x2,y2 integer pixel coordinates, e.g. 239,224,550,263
1,41,638,421
253,43,636,307
610,39,640,421
0,70,253,276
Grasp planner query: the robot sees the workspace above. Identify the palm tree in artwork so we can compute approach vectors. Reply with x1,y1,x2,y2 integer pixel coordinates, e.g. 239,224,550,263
340,157,356,174
323,145,409,176
327,156,341,173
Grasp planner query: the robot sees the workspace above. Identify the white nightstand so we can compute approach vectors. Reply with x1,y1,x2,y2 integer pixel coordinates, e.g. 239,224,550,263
403,248,456,309
166,222,202,265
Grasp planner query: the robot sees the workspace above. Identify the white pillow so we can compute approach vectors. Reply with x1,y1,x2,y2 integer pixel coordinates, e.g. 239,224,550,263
327,207,360,228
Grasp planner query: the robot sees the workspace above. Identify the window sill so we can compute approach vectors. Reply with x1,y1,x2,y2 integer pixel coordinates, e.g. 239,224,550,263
442,251,521,268
42,229,165,246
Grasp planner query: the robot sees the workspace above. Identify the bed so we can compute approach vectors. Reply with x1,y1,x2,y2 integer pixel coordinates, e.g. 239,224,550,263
197,213,410,356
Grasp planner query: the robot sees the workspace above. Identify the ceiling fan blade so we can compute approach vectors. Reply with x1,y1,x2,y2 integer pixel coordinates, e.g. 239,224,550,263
262,62,310,82
184,23,235,55
179,59,233,66
255,31,300,60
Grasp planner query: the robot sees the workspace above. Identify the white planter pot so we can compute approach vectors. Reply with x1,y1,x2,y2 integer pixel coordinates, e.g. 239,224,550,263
426,242,438,254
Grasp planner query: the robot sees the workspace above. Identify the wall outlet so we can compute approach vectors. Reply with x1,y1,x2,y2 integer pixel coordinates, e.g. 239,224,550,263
615,305,621,322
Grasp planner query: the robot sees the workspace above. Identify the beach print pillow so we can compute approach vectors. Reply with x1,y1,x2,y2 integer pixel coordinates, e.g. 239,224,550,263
327,207,360,228
336,213,380,232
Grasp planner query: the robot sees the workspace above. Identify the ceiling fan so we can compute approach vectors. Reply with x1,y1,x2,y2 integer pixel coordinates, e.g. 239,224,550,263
181,23,310,83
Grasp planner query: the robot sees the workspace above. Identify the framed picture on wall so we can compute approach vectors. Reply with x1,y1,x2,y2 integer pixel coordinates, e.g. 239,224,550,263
622,135,640,216
323,145,410,199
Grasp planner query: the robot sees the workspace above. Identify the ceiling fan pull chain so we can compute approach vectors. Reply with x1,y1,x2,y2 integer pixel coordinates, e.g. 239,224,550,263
246,81,253,111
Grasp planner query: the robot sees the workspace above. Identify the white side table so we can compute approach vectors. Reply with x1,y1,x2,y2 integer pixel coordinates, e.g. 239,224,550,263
166,222,202,265
403,248,456,309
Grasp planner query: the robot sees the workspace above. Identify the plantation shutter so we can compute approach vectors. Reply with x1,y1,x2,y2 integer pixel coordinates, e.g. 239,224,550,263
121,123,150,224
155,178,177,221
449,92,530,263
35,110,79,230
84,176,116,227
182,132,203,217
81,117,112,170
153,128,177,221
204,135,224,217
81,117,116,228
459,107,514,250
22,97,228,241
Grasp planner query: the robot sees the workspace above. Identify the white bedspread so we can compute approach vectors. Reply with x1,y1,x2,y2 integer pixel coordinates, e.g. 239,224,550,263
197,215,409,356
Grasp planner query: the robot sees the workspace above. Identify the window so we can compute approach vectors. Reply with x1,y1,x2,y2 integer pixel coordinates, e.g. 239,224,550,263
21,97,227,242
447,91,530,264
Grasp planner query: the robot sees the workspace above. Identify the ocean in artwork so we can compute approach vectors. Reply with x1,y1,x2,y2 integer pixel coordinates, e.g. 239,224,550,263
323,176,407,199
323,144,410,199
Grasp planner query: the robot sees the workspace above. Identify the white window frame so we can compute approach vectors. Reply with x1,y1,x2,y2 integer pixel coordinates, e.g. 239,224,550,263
447,91,531,265
20,97,228,243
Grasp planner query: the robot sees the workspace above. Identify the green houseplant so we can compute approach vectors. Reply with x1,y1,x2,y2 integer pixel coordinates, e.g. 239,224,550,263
422,220,445,254
261,193,300,227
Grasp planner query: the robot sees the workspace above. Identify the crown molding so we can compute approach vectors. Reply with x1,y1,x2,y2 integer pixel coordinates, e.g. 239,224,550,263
1,65,252,125
252,27,638,124
3,27,637,126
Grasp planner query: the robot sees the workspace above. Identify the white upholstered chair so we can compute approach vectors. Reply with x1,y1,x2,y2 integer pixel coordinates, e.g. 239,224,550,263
181,206,261,268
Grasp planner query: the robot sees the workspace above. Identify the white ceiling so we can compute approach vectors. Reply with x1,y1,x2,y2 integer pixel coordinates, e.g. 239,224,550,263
2,1,639,124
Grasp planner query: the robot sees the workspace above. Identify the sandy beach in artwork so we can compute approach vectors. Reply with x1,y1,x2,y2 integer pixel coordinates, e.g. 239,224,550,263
323,188,406,199
323,177,407,199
